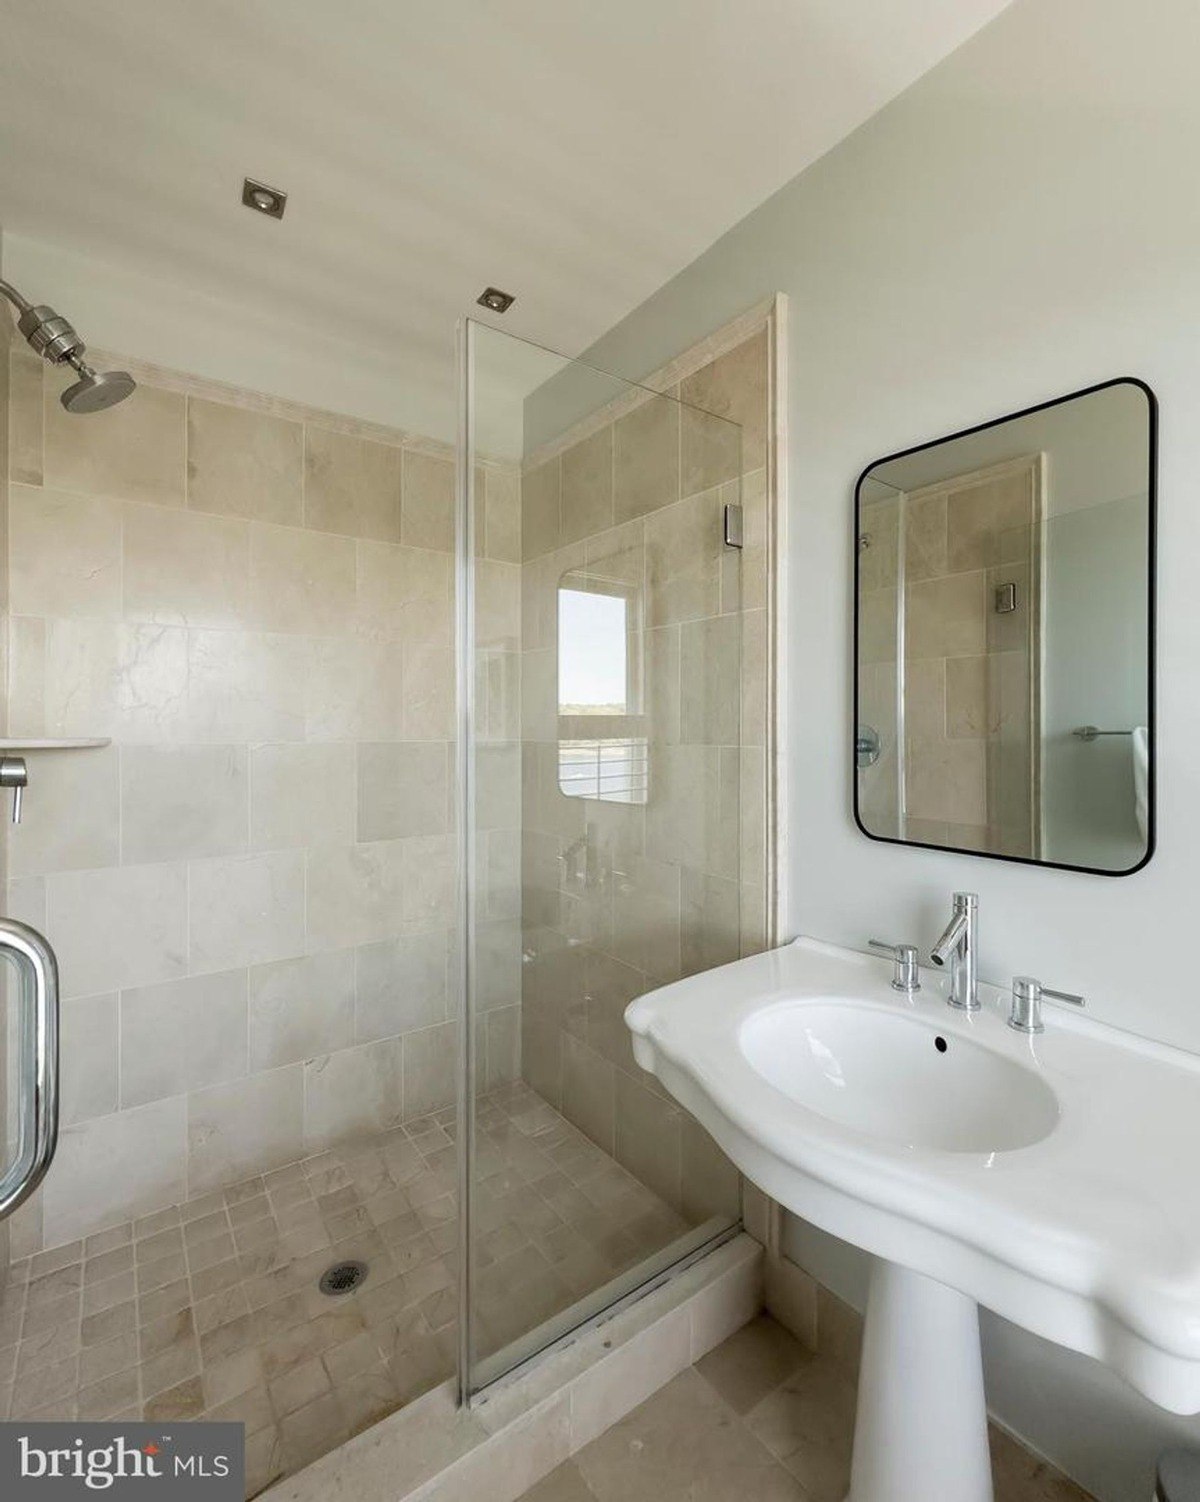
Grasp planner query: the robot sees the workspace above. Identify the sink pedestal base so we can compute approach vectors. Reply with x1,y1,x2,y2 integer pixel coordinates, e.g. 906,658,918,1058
848,1259,992,1502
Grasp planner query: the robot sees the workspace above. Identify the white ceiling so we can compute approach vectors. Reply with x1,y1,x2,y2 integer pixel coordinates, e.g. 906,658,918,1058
0,0,1012,437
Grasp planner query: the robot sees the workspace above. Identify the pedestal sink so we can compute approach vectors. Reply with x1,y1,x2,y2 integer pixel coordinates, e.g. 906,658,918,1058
626,938,1200,1502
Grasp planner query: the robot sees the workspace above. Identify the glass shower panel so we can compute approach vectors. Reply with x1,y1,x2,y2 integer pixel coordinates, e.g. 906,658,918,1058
459,320,744,1399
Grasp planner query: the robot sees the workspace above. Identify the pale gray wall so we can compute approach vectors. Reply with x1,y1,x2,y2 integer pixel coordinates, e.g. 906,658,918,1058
576,0,1200,1493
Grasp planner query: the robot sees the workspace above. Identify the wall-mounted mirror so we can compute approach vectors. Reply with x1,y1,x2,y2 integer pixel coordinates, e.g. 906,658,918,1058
557,565,647,804
854,378,1155,875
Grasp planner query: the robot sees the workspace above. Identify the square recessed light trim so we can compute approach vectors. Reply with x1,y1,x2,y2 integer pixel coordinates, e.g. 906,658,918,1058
242,177,287,219
477,287,515,313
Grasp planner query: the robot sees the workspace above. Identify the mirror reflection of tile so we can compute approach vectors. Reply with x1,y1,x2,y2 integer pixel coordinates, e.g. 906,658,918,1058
856,381,1152,874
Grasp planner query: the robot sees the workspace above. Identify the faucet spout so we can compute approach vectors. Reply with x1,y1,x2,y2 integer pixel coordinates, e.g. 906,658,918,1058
929,892,980,1010
930,909,968,968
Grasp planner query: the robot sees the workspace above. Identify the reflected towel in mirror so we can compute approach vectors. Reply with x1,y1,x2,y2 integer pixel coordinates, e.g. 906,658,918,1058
1132,725,1150,843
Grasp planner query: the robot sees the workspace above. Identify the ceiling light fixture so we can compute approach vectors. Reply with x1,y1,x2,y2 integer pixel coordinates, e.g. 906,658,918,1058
242,178,287,220
477,287,515,313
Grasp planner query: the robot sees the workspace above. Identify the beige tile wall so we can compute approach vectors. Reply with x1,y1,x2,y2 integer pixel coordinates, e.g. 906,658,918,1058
4,346,522,1256
517,327,770,1222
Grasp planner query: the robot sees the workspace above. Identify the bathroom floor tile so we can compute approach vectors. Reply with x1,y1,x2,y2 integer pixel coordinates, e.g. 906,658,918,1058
693,1312,808,1415
520,1460,601,1502
574,1367,807,1502
513,1316,1095,1502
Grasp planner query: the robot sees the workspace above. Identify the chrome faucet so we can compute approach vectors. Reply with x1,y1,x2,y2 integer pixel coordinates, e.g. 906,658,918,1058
930,892,979,1011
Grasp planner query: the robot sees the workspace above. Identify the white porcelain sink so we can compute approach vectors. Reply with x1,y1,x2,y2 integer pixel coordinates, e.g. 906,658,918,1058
626,937,1200,1502
740,1001,1060,1153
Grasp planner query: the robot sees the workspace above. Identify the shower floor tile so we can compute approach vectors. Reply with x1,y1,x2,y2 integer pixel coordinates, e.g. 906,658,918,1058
0,1082,691,1498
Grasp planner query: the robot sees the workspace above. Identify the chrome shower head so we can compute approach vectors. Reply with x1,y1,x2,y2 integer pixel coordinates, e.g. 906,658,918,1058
1,278,135,413
60,366,137,414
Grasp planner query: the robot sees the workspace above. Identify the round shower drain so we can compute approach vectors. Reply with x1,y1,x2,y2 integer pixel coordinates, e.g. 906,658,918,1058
319,1260,368,1296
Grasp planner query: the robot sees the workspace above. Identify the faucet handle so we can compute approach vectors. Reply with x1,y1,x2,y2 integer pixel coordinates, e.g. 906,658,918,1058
1009,975,1085,1034
0,757,27,825
869,939,921,994
1042,985,1085,1006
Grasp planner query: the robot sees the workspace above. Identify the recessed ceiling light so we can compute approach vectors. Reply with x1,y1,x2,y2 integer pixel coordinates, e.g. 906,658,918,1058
242,178,287,220
477,287,515,313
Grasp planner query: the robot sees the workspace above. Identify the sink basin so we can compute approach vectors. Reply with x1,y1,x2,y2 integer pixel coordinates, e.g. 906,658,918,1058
626,936,1200,1501
739,1001,1060,1153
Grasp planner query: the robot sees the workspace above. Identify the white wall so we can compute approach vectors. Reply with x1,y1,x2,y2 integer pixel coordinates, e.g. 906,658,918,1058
574,0,1200,1493
1,233,443,439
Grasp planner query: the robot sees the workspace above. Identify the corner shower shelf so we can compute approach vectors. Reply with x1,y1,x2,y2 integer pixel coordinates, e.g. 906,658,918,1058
0,739,111,751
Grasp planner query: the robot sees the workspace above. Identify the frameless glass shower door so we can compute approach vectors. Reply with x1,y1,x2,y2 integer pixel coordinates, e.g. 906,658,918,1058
458,320,746,1398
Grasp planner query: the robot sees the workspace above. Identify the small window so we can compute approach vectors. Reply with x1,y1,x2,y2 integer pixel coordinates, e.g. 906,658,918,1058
557,570,647,804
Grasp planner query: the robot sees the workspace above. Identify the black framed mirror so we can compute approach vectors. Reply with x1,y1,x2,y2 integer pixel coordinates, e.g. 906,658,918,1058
853,378,1156,876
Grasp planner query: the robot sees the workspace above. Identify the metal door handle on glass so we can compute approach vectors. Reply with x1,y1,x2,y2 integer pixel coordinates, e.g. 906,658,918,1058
0,918,60,1221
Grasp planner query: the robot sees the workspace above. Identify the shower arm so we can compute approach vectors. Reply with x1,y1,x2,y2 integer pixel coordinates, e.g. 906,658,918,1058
0,278,32,316
0,276,93,373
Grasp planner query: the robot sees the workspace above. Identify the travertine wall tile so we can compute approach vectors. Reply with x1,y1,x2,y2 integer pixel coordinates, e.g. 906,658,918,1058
7,363,508,1251
247,522,356,634
188,850,306,973
248,950,355,1072
357,741,450,841
518,324,770,1245
10,484,121,619
614,395,679,525
402,450,454,551
560,426,613,545
48,863,188,998
484,467,522,563
249,742,356,851
185,1068,305,1195
122,502,250,629
679,329,767,476
9,349,44,486
43,1098,188,1247
187,398,301,524
60,994,119,1128
302,1035,404,1150
120,971,249,1107
45,381,185,508
121,745,248,863
304,426,401,542
521,457,561,562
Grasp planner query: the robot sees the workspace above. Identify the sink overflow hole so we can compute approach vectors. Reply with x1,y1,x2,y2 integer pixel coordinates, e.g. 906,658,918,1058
319,1260,368,1296
934,1036,948,1054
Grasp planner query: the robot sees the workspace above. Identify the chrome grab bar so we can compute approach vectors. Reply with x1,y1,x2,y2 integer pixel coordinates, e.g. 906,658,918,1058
0,918,59,1222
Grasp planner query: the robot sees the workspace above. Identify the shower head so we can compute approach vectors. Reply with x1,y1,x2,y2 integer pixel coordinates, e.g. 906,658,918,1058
60,366,137,414
0,278,135,413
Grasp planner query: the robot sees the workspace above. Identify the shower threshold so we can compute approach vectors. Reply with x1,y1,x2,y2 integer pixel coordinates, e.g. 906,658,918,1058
469,1214,740,1399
